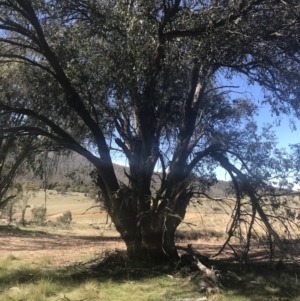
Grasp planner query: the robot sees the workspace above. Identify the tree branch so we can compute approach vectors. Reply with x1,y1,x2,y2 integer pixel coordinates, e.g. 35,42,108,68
211,151,287,254
186,143,221,175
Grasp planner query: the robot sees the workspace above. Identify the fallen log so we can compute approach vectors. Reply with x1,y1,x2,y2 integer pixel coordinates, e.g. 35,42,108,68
178,244,222,290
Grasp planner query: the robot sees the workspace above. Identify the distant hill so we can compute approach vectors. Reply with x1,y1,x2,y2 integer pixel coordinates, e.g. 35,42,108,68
17,153,231,198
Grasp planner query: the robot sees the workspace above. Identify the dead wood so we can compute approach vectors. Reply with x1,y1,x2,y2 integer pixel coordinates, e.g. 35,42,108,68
176,244,222,291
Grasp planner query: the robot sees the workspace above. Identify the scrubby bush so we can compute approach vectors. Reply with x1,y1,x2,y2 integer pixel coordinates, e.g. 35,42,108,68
47,182,59,190
175,230,202,241
56,186,67,194
79,186,89,193
31,206,47,225
175,229,223,241
2,200,17,224
56,211,72,225
88,189,98,200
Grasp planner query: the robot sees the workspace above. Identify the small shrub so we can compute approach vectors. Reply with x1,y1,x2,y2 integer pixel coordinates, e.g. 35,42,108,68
206,229,223,238
213,207,222,212
175,230,202,240
56,186,67,194
31,206,47,225
56,211,72,225
79,186,89,193
175,229,223,241
88,189,98,200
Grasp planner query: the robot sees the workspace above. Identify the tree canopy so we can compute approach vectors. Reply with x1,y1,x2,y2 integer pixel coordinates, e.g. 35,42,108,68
0,0,300,260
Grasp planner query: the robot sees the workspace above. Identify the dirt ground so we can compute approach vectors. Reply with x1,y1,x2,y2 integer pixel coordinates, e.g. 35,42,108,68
0,226,229,266
0,225,299,268
0,226,126,266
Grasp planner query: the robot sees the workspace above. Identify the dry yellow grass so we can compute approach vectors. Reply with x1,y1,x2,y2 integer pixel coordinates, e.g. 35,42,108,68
178,197,300,242
14,189,100,221
10,191,300,241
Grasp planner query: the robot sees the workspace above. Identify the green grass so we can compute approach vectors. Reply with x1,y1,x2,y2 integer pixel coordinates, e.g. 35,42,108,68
0,253,299,301
213,261,300,301
0,254,199,301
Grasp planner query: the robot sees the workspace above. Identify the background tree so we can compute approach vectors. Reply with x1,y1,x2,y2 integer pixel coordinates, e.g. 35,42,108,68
1,182,22,224
31,206,47,225
19,182,37,226
0,0,300,260
0,113,36,209
0,112,59,212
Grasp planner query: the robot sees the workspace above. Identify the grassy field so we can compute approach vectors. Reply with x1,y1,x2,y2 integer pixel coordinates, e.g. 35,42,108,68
1,190,299,300
10,190,234,238
0,252,299,301
0,253,200,301
8,189,300,241
5,189,299,249
22,190,101,220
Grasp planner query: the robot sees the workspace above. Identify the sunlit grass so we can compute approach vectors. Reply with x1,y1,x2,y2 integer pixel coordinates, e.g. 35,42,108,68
85,277,198,301
0,260,199,301
0,254,18,270
37,256,52,266
0,253,299,301
11,192,300,241
2,278,65,301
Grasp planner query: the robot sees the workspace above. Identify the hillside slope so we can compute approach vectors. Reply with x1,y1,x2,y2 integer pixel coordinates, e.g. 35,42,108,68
17,153,231,198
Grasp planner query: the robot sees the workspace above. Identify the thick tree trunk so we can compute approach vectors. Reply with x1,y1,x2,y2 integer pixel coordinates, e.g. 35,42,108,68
127,235,178,261
95,160,188,261
123,227,179,261
109,204,179,261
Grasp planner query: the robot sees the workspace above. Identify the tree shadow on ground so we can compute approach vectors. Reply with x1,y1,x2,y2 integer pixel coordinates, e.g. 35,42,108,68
0,225,47,237
70,251,300,300
0,225,121,241
0,248,299,300
1,225,299,300
211,259,300,301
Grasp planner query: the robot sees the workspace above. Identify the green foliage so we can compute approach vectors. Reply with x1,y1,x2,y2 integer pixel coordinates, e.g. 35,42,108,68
31,206,47,225
56,211,72,225
0,115,49,210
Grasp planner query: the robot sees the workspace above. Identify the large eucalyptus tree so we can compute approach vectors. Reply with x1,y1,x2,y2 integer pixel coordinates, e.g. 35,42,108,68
1,0,300,260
